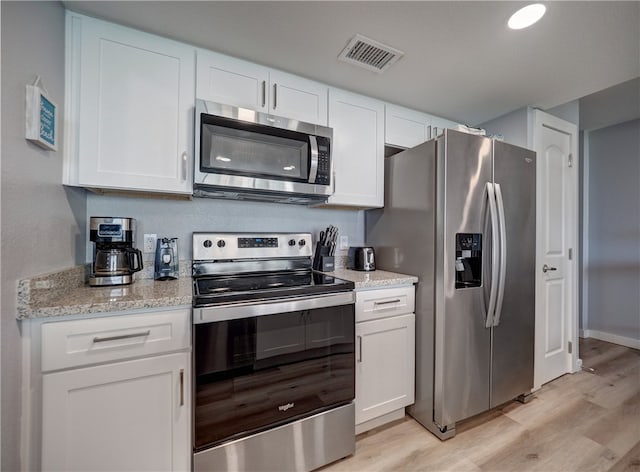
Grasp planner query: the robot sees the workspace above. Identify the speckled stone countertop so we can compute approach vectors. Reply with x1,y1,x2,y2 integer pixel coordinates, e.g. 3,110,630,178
17,261,417,320
17,262,192,320
327,268,418,289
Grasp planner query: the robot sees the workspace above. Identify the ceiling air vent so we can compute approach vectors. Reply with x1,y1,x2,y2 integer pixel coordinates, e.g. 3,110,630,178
338,34,404,73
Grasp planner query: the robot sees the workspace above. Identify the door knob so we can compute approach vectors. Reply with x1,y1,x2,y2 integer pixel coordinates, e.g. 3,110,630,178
542,264,557,273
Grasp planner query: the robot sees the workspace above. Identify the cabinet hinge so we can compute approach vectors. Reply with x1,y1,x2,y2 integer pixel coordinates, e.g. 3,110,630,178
568,248,573,260
568,341,573,354
568,153,574,168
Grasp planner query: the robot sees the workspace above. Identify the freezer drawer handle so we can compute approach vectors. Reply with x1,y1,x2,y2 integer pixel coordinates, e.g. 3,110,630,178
542,264,557,273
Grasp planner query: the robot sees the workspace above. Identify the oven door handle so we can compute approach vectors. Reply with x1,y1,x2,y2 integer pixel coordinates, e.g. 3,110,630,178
194,291,355,324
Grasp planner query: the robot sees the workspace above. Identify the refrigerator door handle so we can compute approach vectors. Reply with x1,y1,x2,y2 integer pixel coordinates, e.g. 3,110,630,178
484,182,499,328
492,183,507,327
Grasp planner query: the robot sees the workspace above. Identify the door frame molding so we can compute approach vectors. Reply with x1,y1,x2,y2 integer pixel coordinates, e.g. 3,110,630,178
580,130,590,345
531,109,580,390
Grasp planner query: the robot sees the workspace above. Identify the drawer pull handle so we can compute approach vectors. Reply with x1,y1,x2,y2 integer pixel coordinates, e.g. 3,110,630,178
179,369,185,406
374,299,401,306
92,330,151,343
357,335,362,362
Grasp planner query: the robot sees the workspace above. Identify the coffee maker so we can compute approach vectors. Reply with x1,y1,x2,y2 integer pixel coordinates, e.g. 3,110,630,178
89,217,143,286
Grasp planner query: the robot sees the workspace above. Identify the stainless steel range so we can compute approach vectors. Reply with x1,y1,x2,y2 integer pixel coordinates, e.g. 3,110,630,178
192,232,356,472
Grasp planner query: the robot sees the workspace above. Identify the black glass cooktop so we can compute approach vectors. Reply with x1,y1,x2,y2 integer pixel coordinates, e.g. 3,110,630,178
193,270,354,307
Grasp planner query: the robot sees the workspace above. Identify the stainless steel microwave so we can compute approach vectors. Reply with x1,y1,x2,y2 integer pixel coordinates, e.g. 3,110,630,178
194,99,333,204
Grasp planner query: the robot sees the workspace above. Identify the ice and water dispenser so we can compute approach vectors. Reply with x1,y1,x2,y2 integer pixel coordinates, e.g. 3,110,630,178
455,233,482,289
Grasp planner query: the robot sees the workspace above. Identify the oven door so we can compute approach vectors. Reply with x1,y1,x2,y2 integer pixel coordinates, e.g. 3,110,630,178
193,293,355,452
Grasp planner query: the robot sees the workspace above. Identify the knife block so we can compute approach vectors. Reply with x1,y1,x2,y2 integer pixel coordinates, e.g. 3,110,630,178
312,242,334,272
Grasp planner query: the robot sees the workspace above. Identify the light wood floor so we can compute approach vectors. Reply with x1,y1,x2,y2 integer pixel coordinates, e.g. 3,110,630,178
322,338,640,472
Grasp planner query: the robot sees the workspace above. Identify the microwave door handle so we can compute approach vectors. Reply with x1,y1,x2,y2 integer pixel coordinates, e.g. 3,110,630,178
308,136,319,184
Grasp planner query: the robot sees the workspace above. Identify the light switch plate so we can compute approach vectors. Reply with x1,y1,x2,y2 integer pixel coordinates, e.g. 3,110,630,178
339,235,349,250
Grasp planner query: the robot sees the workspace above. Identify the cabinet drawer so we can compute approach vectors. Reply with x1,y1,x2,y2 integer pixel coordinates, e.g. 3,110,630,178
41,308,191,372
355,286,415,322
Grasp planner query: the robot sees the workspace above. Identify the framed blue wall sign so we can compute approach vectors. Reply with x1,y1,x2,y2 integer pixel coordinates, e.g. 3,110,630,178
25,78,58,151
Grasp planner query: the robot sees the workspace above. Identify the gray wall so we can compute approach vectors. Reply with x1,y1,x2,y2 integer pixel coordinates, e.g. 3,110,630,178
546,100,580,126
478,107,531,148
585,119,640,340
86,195,364,263
1,2,86,470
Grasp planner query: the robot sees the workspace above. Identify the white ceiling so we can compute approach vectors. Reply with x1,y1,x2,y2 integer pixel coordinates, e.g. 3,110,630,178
64,1,640,126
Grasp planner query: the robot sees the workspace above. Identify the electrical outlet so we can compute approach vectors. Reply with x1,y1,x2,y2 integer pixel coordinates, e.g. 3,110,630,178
339,235,349,250
143,234,157,254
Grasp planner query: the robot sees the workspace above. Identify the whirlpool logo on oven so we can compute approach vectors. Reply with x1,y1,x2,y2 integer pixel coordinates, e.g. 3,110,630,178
278,402,295,412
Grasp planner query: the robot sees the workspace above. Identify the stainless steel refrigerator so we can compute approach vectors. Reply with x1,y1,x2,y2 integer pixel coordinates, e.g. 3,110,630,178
366,129,535,439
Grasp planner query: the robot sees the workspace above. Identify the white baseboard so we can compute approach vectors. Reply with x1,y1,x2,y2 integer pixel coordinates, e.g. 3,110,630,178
580,329,640,350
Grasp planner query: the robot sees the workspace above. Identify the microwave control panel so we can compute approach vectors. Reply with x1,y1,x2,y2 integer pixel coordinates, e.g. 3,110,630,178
314,137,331,185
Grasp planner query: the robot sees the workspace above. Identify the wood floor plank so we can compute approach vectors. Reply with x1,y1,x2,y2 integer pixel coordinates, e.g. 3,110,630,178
607,440,640,472
584,391,640,457
321,338,640,472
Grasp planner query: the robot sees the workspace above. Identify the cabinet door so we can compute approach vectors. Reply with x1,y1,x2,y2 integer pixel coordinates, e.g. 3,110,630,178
269,71,328,125
196,49,269,112
326,88,385,208
74,15,194,194
431,115,460,137
42,352,190,472
385,104,432,149
355,313,415,425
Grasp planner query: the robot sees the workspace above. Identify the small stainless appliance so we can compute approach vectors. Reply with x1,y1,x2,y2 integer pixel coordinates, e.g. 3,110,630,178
154,237,179,280
194,100,333,204
192,232,355,471
348,246,376,271
366,129,536,439
89,217,143,286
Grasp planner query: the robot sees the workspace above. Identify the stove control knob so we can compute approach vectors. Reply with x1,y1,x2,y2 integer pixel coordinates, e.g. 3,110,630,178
203,240,213,248
217,240,226,248
288,239,296,246
298,239,306,247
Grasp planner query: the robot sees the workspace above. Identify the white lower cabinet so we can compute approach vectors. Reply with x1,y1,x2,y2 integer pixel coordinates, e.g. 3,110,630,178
355,286,415,433
40,308,191,472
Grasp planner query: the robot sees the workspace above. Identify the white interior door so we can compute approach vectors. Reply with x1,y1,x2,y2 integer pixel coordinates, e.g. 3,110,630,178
533,110,579,389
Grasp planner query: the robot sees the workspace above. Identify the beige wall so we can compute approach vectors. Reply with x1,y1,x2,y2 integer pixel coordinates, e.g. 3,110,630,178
1,2,86,469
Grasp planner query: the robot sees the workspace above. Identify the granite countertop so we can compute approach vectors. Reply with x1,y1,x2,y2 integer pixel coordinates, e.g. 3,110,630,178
17,263,193,320
327,268,418,289
17,261,417,320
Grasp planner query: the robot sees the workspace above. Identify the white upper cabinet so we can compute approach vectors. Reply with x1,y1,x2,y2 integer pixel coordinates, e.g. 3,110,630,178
64,13,195,195
323,88,385,209
431,115,461,137
385,104,463,148
196,50,269,112
385,104,432,149
196,50,328,125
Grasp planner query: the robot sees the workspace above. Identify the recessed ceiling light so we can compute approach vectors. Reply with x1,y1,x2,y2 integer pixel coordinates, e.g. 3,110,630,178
508,3,546,30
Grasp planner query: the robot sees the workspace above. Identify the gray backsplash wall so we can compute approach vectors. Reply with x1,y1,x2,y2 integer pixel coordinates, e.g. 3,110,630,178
86,194,365,262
